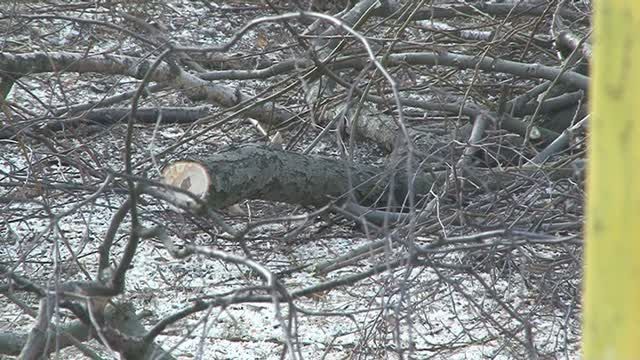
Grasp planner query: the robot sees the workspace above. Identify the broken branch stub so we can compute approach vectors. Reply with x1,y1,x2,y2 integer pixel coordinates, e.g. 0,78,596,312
161,144,444,209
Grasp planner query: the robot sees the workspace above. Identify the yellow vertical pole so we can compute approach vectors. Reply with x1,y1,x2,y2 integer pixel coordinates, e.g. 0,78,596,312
584,0,640,359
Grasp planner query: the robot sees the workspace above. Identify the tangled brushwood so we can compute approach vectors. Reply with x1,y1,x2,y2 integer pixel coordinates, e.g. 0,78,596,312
0,0,589,359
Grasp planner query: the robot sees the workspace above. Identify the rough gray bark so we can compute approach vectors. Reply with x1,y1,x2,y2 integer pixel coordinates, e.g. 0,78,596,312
163,144,445,209
161,144,580,211
46,106,212,131
0,51,295,125
408,2,587,23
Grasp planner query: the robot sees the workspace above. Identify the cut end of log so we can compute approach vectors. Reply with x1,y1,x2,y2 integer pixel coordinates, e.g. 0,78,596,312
161,161,211,207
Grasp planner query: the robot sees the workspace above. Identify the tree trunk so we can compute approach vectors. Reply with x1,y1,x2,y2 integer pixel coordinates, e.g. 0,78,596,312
161,144,581,211
161,144,446,209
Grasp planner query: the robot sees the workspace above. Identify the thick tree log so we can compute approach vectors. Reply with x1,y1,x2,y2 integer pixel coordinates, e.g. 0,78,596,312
161,144,446,209
161,144,580,210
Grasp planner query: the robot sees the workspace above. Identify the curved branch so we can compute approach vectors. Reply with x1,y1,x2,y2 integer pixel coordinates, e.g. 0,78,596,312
385,52,589,91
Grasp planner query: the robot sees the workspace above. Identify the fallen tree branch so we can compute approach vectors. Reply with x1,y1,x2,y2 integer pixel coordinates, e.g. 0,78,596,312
46,106,212,131
408,2,587,23
160,144,581,210
161,143,437,209
0,300,175,359
385,52,589,91
0,51,296,125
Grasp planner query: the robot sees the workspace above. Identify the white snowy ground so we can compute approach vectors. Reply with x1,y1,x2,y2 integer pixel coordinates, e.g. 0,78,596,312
0,159,582,359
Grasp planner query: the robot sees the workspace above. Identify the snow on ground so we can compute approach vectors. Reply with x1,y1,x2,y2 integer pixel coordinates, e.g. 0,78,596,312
0,189,582,358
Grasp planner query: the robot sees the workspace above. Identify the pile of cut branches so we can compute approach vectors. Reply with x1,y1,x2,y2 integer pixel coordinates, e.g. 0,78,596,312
0,0,589,358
